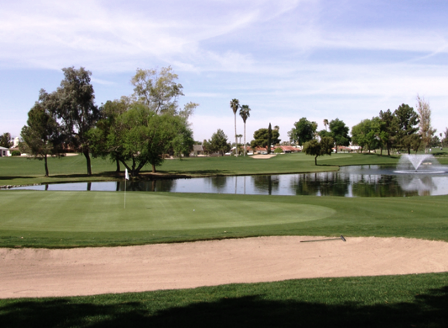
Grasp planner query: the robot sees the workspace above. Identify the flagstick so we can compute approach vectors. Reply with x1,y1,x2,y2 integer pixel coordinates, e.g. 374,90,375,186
124,168,129,209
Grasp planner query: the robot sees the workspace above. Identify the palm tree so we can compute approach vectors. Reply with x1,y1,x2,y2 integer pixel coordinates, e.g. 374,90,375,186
230,99,240,156
239,105,251,156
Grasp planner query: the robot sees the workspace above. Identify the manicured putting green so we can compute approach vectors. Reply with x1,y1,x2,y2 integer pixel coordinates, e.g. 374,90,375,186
0,191,334,232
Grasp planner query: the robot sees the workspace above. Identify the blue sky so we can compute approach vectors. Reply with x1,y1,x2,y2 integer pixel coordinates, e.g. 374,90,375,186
1,0,447,143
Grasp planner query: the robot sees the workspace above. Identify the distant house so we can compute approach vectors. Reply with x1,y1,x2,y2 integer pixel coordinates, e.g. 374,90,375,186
0,146,10,157
277,146,300,153
190,144,204,157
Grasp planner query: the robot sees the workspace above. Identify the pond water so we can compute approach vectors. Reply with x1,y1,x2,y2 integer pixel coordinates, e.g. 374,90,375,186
13,165,448,197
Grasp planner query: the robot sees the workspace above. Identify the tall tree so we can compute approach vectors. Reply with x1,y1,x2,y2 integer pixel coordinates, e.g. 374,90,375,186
394,104,419,154
379,109,397,156
267,123,272,154
0,132,12,148
230,99,240,156
208,129,231,156
251,128,280,149
20,89,64,176
88,98,129,172
109,104,193,175
51,67,101,175
239,105,251,156
329,118,350,153
416,95,436,153
131,66,184,115
292,117,317,146
351,118,381,153
303,136,334,165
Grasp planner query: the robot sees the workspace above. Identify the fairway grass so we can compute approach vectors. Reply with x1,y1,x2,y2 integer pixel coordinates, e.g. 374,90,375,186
1,191,448,247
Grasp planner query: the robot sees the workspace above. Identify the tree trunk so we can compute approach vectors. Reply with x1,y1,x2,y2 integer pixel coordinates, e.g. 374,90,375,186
83,150,92,175
244,122,247,156
152,164,156,173
44,154,49,177
116,159,120,172
234,113,237,156
315,155,318,165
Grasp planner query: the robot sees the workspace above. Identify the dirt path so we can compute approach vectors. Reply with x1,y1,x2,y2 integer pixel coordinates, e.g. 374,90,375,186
1,236,448,299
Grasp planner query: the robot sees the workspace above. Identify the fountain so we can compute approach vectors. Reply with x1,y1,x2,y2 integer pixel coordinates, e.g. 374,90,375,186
395,154,446,174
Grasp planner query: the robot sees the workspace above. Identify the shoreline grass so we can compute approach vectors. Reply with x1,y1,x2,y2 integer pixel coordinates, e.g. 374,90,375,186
0,152,403,187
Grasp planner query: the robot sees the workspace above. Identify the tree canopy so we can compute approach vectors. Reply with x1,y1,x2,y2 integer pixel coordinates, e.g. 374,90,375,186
0,132,12,148
416,95,436,152
303,136,334,165
20,89,64,176
131,66,184,115
251,127,280,149
394,104,419,154
292,117,317,146
351,117,381,153
329,118,350,152
88,67,197,176
50,67,101,175
205,129,230,155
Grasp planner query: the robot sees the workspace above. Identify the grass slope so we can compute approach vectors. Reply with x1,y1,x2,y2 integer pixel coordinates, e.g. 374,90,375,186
1,191,448,248
1,273,447,327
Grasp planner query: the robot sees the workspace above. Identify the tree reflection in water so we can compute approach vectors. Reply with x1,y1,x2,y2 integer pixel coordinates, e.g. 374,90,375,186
14,165,448,197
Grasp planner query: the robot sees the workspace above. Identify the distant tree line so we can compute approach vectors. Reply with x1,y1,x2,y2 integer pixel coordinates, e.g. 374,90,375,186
351,97,438,155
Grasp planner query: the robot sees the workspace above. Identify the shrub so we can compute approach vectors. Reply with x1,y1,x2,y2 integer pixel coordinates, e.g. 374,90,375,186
274,148,283,154
11,150,21,156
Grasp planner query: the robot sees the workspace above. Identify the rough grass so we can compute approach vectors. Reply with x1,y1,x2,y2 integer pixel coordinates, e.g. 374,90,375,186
1,273,447,327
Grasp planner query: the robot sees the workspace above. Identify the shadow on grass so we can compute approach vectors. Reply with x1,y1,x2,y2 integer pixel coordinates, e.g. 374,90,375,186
157,169,231,175
0,176,35,180
1,285,447,328
48,172,118,179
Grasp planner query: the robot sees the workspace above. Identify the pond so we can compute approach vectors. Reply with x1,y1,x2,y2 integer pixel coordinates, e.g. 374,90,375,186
13,165,448,197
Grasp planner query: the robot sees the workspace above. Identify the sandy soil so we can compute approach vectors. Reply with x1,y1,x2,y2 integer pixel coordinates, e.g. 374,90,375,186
252,154,277,159
1,236,448,299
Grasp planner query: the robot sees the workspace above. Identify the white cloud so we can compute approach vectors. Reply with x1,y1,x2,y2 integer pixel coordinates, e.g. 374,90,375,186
1,0,448,139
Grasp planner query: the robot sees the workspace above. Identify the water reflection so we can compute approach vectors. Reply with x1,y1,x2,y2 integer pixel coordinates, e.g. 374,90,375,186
13,165,448,197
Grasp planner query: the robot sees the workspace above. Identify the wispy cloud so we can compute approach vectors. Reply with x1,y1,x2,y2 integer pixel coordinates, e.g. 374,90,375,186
1,0,448,140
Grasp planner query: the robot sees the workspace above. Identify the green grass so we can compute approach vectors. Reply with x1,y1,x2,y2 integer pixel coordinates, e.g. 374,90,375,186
2,152,448,326
3,151,448,187
2,191,448,248
1,273,447,327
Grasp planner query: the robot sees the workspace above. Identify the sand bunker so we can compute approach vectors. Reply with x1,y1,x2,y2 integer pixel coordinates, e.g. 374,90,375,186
1,236,448,299
251,154,276,159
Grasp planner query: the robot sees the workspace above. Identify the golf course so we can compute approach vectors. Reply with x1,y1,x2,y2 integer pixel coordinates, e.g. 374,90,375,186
1,152,448,327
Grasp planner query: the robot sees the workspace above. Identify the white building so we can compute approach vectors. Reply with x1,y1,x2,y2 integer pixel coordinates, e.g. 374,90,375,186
0,146,10,157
